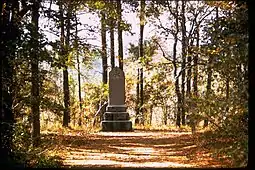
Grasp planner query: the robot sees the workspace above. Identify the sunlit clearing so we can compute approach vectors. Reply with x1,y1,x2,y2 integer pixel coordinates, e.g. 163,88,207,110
48,131,235,168
124,161,196,167
153,143,177,147
64,159,120,166
96,132,159,137
63,159,196,168
182,144,197,149
112,146,155,154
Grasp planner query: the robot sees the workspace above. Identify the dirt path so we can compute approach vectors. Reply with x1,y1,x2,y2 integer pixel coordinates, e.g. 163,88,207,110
41,130,231,168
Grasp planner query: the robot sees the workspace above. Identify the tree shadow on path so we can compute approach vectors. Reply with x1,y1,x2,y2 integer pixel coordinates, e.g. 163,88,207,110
41,130,232,168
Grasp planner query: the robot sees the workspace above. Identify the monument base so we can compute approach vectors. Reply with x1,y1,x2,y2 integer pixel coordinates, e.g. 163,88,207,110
101,120,133,132
103,112,130,120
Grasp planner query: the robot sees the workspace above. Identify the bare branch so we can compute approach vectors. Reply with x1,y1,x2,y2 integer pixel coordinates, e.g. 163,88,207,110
156,17,182,42
187,12,199,40
198,7,216,25
166,0,177,18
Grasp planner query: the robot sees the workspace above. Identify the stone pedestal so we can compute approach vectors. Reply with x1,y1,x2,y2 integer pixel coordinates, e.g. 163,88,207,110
101,67,132,132
102,105,132,131
102,121,132,131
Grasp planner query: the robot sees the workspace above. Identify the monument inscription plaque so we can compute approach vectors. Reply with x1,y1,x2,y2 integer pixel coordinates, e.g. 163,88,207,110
101,67,133,131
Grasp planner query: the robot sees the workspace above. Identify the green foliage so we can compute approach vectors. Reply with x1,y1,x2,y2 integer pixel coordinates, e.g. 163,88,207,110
125,74,137,110
34,155,62,168
128,39,158,65
218,117,248,167
83,83,108,117
11,122,63,167
12,122,32,151
11,122,32,166
187,91,248,166
86,0,133,33
40,68,64,119
144,70,174,106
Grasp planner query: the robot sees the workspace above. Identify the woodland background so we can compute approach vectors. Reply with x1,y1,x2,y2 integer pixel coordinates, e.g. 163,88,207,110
0,0,248,167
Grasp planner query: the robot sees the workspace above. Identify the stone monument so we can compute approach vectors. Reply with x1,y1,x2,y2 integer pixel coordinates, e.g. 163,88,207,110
101,67,132,131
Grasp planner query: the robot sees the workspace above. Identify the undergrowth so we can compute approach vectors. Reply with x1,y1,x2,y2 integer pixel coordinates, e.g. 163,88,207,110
11,122,63,168
10,116,247,168
198,125,247,167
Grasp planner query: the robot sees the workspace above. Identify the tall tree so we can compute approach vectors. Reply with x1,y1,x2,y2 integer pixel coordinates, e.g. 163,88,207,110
204,6,218,128
59,1,70,127
74,12,82,126
0,0,21,164
31,0,41,146
180,0,187,125
117,0,124,70
171,0,182,127
139,0,145,125
193,25,199,97
135,68,140,124
186,45,192,97
135,0,145,125
101,11,108,84
109,3,116,69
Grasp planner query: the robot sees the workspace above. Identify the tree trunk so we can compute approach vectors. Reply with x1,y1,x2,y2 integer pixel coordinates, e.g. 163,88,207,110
135,69,140,125
117,0,124,70
175,81,182,127
135,0,145,125
139,66,144,125
204,7,218,128
186,39,193,127
0,0,17,164
75,13,82,126
193,25,199,97
204,55,212,128
31,0,40,147
186,52,192,97
101,11,108,84
139,0,145,125
172,0,181,127
60,2,70,127
181,0,187,126
77,58,82,126
110,17,115,69
149,105,153,125
224,76,230,124
163,106,168,125
186,38,194,97
63,68,70,127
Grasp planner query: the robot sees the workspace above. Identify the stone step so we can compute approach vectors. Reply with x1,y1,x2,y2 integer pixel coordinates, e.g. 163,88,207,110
103,112,130,120
106,105,127,112
101,120,133,132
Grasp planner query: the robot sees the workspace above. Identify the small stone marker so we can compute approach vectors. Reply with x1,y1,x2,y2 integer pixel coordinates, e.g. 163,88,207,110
101,67,132,131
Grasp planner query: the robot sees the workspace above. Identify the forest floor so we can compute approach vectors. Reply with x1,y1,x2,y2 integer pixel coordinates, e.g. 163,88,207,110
40,128,234,168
